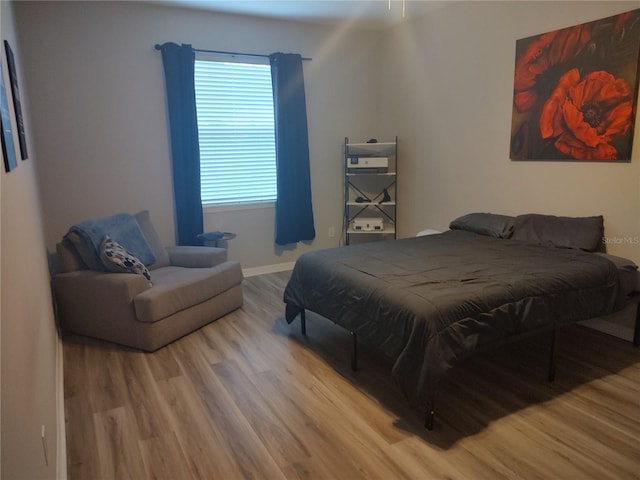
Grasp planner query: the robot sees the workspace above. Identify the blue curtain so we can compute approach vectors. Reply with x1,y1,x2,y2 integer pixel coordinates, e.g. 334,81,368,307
270,53,316,245
158,42,203,246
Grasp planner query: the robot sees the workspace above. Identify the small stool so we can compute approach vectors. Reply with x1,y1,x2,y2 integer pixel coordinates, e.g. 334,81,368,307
198,231,236,248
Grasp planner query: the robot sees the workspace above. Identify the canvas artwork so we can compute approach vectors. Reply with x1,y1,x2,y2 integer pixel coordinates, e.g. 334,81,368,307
4,40,27,160
1,56,18,173
510,9,640,161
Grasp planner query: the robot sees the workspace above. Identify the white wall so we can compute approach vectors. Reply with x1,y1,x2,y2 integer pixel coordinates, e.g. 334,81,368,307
5,3,639,473
15,1,384,269
380,1,640,266
14,1,640,271
12,1,640,311
378,0,640,340
1,2,62,478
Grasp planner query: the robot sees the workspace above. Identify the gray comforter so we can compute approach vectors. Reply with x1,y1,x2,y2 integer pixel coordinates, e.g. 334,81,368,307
283,230,621,407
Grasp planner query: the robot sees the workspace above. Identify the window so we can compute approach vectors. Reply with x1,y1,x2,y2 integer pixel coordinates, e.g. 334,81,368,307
194,59,277,206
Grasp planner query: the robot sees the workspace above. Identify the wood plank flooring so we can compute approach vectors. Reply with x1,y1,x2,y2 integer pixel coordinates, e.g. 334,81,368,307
63,271,640,479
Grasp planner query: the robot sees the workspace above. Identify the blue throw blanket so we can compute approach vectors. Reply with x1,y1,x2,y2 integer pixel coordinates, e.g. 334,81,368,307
65,213,156,270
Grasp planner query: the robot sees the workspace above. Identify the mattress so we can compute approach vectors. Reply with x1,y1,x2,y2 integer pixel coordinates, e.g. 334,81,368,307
283,229,623,407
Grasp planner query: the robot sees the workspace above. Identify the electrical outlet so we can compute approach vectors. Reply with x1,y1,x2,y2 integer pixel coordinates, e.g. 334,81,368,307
328,226,336,238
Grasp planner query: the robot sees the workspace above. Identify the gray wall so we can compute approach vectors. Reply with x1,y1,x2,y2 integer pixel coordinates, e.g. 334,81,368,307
15,1,384,270
4,2,640,476
17,1,640,270
380,1,640,266
377,0,640,340
1,2,62,479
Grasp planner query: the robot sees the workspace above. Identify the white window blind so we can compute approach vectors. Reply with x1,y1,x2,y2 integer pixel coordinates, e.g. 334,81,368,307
194,59,277,206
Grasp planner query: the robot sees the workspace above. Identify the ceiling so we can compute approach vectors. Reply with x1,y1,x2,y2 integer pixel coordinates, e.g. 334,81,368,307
152,0,451,29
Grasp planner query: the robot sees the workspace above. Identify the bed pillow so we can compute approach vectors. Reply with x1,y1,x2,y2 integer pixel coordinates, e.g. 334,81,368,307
511,214,604,252
449,213,515,239
100,235,152,283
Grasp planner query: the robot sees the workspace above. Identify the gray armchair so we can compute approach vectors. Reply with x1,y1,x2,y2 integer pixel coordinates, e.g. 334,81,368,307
52,211,243,351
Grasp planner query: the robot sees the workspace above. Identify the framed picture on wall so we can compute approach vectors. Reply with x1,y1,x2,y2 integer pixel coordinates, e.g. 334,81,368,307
4,40,27,160
1,54,18,173
510,9,640,162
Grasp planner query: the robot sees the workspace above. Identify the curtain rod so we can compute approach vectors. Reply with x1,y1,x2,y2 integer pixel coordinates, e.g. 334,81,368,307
154,44,311,61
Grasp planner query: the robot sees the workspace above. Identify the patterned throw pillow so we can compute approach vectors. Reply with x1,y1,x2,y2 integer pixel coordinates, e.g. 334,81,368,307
100,235,152,283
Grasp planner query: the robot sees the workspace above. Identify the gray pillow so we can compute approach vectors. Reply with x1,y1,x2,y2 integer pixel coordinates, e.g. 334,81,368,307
449,213,515,238
511,214,604,252
134,210,171,269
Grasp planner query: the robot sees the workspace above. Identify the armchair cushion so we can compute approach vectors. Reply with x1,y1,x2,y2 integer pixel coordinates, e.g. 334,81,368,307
133,261,242,323
134,211,227,270
134,210,171,269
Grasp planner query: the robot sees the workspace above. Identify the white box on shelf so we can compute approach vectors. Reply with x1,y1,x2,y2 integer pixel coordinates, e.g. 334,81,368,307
347,157,388,172
352,217,384,231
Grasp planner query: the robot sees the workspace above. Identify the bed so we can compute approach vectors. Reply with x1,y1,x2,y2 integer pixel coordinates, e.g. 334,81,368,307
283,213,640,429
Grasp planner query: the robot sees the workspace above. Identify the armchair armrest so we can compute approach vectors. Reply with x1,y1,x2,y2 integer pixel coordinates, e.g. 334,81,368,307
165,246,227,268
52,270,153,347
53,270,151,304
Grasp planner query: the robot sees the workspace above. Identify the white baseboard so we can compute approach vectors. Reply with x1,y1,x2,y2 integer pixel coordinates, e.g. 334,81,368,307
242,262,295,278
56,336,67,480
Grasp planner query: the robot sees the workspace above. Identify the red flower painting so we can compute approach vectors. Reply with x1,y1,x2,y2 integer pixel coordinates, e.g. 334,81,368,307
510,9,640,161
540,69,633,159
513,26,592,113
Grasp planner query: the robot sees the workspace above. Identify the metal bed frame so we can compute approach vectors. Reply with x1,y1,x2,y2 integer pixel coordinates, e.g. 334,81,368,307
288,293,640,430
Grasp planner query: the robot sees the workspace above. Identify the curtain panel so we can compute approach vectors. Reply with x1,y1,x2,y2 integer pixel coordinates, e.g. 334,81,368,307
269,53,316,245
158,42,203,246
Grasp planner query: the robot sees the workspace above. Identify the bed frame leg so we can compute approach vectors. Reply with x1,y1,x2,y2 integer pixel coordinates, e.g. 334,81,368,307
548,327,558,382
425,407,435,430
351,331,358,371
424,391,436,430
300,309,306,336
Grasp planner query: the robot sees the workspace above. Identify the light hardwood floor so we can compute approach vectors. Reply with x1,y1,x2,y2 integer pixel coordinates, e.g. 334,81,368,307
64,271,640,479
